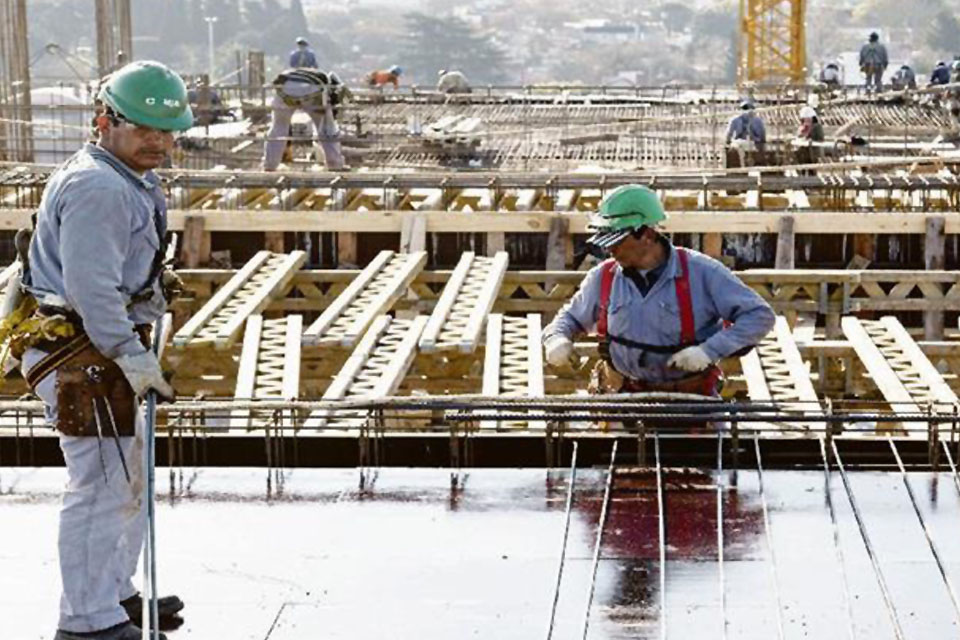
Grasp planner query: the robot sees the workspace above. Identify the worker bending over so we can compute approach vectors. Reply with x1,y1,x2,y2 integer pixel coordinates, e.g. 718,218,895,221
437,69,471,94
725,100,766,166
859,32,888,92
367,65,403,89
891,65,917,91
13,61,187,640
543,186,774,398
262,68,347,171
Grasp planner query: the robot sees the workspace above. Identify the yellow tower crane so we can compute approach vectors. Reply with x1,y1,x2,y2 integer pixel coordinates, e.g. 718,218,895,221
738,0,806,85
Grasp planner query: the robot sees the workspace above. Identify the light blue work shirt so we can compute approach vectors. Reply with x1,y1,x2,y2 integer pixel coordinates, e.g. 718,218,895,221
289,48,318,69
26,143,167,359
543,245,775,382
725,113,766,146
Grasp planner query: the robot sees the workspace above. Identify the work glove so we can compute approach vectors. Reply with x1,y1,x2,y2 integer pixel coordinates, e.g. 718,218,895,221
667,345,713,373
544,335,575,367
115,351,175,402
160,269,184,302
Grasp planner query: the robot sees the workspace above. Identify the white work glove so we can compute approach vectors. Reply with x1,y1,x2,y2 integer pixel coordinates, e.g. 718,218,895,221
667,346,713,373
114,351,175,401
544,335,575,367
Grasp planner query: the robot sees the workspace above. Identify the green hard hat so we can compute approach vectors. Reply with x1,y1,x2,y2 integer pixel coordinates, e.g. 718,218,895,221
586,185,667,248
98,61,193,131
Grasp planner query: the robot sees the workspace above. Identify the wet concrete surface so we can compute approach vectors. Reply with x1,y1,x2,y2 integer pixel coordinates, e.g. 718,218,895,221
2,465,960,639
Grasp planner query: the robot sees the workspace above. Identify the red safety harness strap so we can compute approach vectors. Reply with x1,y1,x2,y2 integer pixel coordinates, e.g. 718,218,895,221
675,248,696,345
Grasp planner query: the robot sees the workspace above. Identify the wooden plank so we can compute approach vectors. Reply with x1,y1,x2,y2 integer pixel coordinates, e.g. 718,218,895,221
419,252,474,352
772,316,820,403
482,314,503,396
459,252,509,354
282,315,302,401
173,251,272,345
370,315,428,397
399,213,427,253
234,314,262,401
924,215,946,339
180,215,207,268
841,316,919,413
303,250,394,341
545,216,570,271
879,316,957,404
774,215,795,269
740,348,772,401
525,314,545,397
213,251,306,348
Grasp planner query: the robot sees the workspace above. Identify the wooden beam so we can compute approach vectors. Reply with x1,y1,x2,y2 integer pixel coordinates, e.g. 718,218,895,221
924,215,946,339
303,250,394,340
841,316,921,416
774,215,795,270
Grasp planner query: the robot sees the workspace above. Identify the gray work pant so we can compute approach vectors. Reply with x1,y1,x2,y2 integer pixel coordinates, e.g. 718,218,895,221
24,348,145,633
865,68,883,92
262,95,344,170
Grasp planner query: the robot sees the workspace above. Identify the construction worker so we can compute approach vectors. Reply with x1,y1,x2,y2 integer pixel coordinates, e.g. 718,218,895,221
262,68,346,171
796,105,824,142
930,61,951,86
725,100,766,167
288,37,318,69
437,69,471,94
859,32,888,92
368,65,403,89
819,62,841,87
542,185,775,398
891,64,917,91
16,61,186,639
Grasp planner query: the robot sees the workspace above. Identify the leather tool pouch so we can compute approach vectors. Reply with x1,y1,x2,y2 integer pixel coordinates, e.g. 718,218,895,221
55,343,137,437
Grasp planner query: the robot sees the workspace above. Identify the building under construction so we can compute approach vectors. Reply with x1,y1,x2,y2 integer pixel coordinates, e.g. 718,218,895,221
5,2,960,639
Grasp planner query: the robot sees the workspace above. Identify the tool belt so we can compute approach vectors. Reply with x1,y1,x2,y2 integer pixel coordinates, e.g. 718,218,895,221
620,365,723,396
24,316,150,438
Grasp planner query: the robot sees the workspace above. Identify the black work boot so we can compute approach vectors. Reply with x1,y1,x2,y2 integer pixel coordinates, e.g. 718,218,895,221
120,593,185,631
54,621,167,640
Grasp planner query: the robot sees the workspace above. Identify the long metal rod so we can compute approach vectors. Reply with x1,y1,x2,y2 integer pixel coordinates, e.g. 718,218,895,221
654,432,667,640
753,435,786,640
830,439,905,640
581,440,618,640
716,430,727,640
817,438,857,640
888,439,960,624
546,440,579,640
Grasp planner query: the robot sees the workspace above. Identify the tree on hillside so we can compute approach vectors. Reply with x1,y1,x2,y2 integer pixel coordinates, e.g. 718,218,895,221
398,12,509,85
660,3,694,34
928,10,960,53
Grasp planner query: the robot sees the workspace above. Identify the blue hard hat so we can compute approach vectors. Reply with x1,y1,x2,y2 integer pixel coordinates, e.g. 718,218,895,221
389,65,403,76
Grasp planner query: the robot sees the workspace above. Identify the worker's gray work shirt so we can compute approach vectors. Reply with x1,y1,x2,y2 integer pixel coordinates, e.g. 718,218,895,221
859,43,888,68
26,143,167,359
543,246,775,382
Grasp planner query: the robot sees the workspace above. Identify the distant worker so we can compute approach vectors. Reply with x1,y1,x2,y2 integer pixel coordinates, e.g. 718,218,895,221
542,185,775,398
437,69,471,94
953,60,960,84
288,37,318,69
819,62,841,87
368,65,402,89
20,60,187,640
891,64,917,91
796,105,824,142
859,31,888,92
930,61,951,86
263,68,346,171
725,100,766,167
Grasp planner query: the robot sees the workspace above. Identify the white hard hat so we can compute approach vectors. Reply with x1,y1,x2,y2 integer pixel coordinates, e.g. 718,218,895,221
799,105,817,119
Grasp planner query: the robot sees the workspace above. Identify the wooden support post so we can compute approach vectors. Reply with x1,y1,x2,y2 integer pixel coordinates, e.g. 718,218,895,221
180,215,209,268
702,233,722,259
852,234,875,267
774,215,795,270
264,231,285,253
338,233,358,267
546,216,569,271
925,215,946,340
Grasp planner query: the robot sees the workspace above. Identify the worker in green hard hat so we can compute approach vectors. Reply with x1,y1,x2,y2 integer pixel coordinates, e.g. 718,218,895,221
543,184,774,397
18,61,189,639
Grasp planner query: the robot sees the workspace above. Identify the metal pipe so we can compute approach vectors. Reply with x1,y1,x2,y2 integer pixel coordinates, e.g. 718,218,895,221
716,430,727,640
581,440,618,640
817,438,857,640
546,440,578,640
753,435,785,640
830,439,905,640
655,432,667,640
888,439,960,625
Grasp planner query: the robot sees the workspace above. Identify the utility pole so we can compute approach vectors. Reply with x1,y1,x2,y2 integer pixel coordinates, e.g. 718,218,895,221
204,16,218,83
